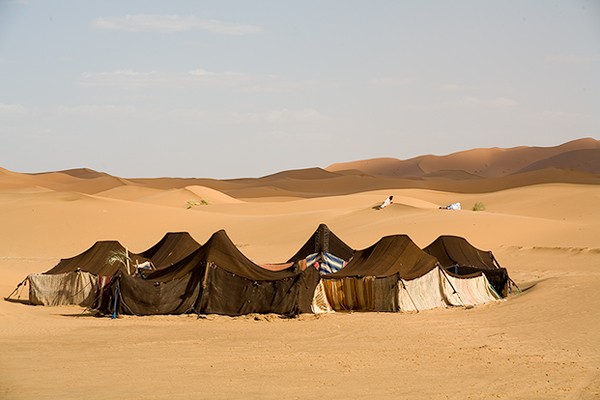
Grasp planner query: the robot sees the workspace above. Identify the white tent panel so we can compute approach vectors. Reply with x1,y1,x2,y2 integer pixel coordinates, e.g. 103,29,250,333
441,271,500,307
397,268,447,312
28,271,98,307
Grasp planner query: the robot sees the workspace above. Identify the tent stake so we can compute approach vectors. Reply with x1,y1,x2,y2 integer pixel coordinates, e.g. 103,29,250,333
4,278,27,301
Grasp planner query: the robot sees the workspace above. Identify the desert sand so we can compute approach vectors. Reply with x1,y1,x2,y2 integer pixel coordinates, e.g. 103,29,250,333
1,142,599,399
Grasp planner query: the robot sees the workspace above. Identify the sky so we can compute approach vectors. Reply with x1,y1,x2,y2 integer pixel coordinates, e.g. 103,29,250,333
1,0,599,179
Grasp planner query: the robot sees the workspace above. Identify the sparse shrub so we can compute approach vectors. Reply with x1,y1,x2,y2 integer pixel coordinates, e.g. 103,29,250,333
186,199,209,209
472,202,486,211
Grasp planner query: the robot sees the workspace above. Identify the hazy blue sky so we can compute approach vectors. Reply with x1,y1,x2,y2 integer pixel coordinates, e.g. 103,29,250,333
1,1,598,178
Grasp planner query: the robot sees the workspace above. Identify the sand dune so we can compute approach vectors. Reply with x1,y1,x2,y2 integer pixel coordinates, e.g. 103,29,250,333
4,139,599,199
184,185,244,204
2,169,130,195
138,185,243,208
327,137,600,178
1,139,599,399
95,185,165,202
53,167,114,179
517,148,600,174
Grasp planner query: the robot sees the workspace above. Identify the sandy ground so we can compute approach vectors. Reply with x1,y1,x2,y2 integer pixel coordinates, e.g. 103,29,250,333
1,167,599,399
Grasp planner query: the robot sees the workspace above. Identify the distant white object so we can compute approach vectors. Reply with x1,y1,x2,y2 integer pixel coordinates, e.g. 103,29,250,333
377,195,394,210
440,202,461,210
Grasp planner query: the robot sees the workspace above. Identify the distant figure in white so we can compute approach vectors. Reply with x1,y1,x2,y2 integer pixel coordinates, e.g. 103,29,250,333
439,202,461,210
377,195,394,210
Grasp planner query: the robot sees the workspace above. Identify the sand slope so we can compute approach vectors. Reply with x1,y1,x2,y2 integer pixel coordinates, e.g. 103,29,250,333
1,140,599,399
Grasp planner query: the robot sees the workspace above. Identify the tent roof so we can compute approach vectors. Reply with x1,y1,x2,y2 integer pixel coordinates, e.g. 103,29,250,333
324,235,438,280
145,230,302,282
423,235,497,270
138,232,202,268
287,223,355,263
45,240,139,276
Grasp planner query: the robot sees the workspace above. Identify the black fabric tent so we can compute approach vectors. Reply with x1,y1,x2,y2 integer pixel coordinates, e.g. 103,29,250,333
287,224,355,263
328,235,439,280
44,232,201,277
322,235,440,312
423,235,509,296
137,232,202,268
44,241,146,276
101,230,321,316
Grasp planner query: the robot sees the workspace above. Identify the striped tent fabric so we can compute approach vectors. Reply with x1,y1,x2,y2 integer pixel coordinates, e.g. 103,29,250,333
304,252,347,274
305,253,319,269
321,253,346,274
311,281,334,313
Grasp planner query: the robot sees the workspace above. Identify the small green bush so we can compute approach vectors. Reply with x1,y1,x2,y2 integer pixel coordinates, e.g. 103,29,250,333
472,202,486,211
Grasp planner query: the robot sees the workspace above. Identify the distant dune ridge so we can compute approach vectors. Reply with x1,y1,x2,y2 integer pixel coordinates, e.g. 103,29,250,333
326,137,600,178
1,138,598,198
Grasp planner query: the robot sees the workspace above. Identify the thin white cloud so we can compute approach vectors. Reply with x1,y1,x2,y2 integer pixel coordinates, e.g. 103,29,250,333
155,108,331,125
161,108,209,120
452,96,518,109
546,53,598,65
489,97,519,108
79,67,301,92
368,77,413,86
440,83,465,92
188,68,279,87
237,109,331,124
537,110,582,119
0,103,27,115
80,70,168,88
92,14,263,35
55,104,136,116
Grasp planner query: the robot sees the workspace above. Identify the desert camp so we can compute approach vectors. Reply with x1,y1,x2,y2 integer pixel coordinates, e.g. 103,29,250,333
8,224,512,317
2,1,599,398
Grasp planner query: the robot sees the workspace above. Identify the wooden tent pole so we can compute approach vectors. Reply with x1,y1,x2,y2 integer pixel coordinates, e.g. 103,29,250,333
397,274,419,313
439,266,466,307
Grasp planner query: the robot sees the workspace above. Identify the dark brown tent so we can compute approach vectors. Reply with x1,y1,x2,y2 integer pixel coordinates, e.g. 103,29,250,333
329,235,439,280
423,235,509,296
23,240,146,307
322,235,440,312
44,232,201,277
137,232,202,268
287,224,355,263
101,230,321,316
44,241,145,276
